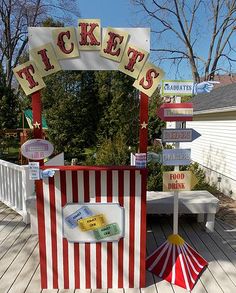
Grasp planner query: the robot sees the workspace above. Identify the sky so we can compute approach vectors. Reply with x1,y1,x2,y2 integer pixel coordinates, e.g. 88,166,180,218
77,0,193,80
76,1,236,80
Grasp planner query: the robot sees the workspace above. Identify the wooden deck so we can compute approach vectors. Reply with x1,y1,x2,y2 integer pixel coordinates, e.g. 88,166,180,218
1,201,236,293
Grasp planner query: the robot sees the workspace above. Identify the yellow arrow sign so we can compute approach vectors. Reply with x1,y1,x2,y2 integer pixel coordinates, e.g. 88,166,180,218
163,171,198,191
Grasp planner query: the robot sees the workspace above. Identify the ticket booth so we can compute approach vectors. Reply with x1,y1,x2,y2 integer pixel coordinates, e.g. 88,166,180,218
37,166,147,289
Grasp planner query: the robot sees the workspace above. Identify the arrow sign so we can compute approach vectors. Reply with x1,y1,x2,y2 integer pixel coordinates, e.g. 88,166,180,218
147,152,162,163
157,103,193,121
162,149,191,166
162,128,201,143
163,171,198,191
161,80,193,96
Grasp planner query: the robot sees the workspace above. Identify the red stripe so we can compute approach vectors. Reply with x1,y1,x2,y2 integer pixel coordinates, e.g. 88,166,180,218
83,171,91,288
49,177,58,288
139,170,147,287
95,171,102,288
60,171,69,288
107,170,113,288
36,180,47,288
72,171,80,288
129,170,135,287
118,170,124,288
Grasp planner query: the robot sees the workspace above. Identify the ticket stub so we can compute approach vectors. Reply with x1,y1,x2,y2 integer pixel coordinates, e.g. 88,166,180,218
65,206,93,229
93,223,121,240
78,214,106,231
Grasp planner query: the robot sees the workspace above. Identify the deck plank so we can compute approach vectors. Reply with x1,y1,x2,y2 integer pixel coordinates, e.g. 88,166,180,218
0,226,32,278
0,235,38,292
7,243,39,293
179,217,235,293
2,202,236,293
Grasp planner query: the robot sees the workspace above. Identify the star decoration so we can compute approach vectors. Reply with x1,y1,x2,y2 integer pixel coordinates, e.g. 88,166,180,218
141,121,148,129
33,121,41,129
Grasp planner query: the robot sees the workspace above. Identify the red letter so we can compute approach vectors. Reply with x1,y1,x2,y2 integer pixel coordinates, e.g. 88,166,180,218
57,31,74,54
124,47,144,72
16,65,38,89
37,48,54,71
139,69,159,90
79,23,100,46
103,32,124,56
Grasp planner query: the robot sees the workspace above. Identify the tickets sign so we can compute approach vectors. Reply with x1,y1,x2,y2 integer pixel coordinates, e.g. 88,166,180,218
162,128,201,143
21,139,54,160
163,171,198,191
162,149,191,166
161,80,193,96
13,21,164,97
157,103,193,121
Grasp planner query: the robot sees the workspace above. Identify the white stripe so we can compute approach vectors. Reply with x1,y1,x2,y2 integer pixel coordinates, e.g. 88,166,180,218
101,171,107,288
54,172,63,288
77,171,86,289
89,171,96,288
146,241,167,261
134,170,141,287
171,243,176,284
66,171,75,288
182,245,199,275
185,243,204,269
159,243,172,277
43,178,53,288
180,245,195,284
148,241,169,271
177,245,190,291
123,170,130,287
112,171,119,288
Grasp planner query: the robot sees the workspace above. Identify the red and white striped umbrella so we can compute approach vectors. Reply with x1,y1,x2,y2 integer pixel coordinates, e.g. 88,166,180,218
146,234,208,291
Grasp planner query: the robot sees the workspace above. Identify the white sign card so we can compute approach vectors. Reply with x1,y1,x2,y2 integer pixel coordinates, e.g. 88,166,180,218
29,162,40,180
162,148,191,166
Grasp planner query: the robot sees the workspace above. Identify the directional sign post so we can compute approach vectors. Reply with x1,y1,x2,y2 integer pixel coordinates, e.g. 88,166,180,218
157,103,193,121
162,149,191,166
163,171,198,191
162,128,201,143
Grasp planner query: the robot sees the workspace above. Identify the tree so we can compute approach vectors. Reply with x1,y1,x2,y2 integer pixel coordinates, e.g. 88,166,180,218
95,71,139,147
0,65,18,130
0,0,80,88
132,0,236,82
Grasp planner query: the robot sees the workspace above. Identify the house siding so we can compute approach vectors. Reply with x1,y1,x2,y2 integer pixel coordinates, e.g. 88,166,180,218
180,111,236,198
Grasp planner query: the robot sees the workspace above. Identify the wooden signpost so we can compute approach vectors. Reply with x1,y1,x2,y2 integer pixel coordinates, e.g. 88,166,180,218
163,170,198,191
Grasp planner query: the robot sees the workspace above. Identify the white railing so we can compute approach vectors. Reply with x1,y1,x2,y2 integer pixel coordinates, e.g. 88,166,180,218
0,159,34,223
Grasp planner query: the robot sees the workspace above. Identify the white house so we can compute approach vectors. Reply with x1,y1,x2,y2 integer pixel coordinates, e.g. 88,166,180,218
180,83,236,199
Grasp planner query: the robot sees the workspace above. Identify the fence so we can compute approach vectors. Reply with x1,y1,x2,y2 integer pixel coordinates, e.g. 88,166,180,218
0,159,34,223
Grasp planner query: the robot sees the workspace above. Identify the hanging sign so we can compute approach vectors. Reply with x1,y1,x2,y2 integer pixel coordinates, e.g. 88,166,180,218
162,149,191,166
162,128,201,143
28,162,40,180
161,80,193,96
21,139,54,160
157,103,193,121
163,171,198,191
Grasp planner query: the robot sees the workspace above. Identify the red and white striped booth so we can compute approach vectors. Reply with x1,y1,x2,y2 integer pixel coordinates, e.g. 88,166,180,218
36,166,147,289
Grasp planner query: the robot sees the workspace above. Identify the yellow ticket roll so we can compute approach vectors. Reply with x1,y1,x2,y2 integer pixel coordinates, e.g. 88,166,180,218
78,214,106,231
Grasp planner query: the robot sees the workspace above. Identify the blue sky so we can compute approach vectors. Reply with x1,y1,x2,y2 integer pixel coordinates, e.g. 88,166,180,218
77,1,236,80
78,0,137,28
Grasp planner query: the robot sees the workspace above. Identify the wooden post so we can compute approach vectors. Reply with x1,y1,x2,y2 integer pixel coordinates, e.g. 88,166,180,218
139,91,149,153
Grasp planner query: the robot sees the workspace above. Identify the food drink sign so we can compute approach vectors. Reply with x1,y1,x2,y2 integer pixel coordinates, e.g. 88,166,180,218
21,139,54,160
163,171,198,191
